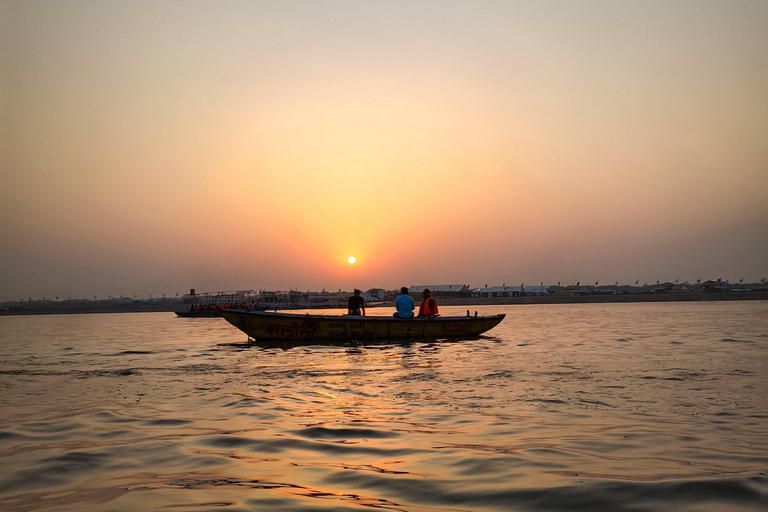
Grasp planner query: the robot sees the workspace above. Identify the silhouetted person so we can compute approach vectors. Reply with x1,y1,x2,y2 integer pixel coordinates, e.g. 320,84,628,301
347,289,365,316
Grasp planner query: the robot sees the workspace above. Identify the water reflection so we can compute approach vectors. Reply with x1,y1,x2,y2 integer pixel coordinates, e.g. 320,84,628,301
231,335,485,351
0,303,766,511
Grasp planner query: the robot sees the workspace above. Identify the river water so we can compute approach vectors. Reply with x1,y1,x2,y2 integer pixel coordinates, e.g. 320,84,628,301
0,302,766,511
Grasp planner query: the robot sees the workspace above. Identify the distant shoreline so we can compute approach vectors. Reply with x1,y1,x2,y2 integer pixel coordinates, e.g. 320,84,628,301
432,291,768,306
1,291,765,316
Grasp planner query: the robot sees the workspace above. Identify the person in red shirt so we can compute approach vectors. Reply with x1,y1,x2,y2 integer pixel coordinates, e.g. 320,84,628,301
417,289,439,319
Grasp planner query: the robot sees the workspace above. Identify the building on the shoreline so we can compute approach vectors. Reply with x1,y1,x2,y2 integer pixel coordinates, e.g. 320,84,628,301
472,285,550,298
409,285,471,297
259,289,310,306
363,288,386,302
299,288,387,307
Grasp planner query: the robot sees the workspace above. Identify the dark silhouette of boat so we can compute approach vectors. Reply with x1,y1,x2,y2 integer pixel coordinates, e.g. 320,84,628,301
220,309,505,344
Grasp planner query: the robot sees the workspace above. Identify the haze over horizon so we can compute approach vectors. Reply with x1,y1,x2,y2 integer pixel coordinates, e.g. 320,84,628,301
2,1,767,302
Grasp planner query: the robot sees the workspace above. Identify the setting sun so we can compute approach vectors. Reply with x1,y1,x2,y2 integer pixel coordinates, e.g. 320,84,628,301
348,256,356,264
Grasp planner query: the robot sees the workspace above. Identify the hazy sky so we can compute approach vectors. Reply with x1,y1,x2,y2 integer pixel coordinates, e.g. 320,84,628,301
2,0,767,301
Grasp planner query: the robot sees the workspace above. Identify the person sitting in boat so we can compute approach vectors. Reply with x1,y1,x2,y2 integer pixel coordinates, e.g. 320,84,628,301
393,287,414,319
347,289,366,316
417,288,439,319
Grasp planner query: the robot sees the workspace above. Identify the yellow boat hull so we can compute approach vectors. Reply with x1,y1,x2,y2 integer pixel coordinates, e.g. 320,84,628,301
220,310,505,343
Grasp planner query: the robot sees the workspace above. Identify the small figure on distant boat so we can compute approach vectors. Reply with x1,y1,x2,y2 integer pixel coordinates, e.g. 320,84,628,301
393,287,414,319
347,289,366,316
417,288,439,319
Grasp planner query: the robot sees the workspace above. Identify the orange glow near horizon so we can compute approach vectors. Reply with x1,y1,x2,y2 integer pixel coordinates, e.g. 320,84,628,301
2,2,767,300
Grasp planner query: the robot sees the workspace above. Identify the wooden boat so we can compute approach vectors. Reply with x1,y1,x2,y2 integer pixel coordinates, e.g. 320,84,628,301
175,306,268,318
175,309,222,318
219,309,505,343
175,289,267,317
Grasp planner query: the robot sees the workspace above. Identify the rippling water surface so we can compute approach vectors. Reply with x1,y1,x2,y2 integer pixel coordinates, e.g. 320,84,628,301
0,302,766,511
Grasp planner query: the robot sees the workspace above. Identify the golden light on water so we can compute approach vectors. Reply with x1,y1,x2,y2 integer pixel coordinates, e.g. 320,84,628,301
348,256,356,265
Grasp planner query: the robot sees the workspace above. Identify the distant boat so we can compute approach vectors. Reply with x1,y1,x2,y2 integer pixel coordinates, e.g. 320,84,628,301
219,309,505,344
175,309,221,318
175,289,270,317
175,305,268,318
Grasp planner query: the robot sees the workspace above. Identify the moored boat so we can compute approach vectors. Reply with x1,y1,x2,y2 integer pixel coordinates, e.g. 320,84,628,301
219,309,505,343
175,289,267,318
175,305,269,317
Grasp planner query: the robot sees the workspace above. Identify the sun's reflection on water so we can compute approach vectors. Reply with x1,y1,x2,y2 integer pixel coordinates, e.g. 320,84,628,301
0,303,766,510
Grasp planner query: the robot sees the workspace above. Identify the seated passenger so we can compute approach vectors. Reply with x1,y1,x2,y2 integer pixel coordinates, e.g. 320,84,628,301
347,289,366,316
393,287,414,319
417,288,439,319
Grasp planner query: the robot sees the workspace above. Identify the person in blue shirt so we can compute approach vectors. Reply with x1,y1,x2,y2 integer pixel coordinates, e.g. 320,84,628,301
393,287,414,319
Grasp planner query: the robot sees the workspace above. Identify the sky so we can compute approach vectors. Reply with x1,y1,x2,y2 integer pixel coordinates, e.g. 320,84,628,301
1,0,767,301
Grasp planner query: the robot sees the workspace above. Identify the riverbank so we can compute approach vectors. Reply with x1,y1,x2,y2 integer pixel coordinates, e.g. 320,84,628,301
2,291,766,315
433,290,768,306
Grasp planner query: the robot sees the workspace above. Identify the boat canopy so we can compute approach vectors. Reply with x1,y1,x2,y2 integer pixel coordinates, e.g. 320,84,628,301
182,290,259,307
